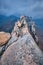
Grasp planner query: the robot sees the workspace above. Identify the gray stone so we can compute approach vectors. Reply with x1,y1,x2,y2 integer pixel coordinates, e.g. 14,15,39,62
0,45,5,57
5,35,18,49
1,34,43,65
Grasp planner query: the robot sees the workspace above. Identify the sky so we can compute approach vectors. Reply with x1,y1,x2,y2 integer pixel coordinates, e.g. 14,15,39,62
0,0,43,18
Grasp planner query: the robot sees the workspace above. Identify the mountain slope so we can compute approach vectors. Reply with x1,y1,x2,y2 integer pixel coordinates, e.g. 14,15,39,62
0,16,43,65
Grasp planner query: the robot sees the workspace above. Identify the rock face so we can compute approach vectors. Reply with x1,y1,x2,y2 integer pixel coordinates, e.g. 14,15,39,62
0,32,11,57
0,46,5,56
0,16,43,65
1,34,43,65
12,16,29,37
0,32,11,46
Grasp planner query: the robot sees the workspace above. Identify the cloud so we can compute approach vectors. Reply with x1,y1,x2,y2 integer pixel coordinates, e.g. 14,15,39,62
0,0,43,18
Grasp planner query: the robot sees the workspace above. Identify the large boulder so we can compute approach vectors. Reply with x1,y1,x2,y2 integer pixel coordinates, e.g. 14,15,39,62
0,32,11,46
1,34,43,65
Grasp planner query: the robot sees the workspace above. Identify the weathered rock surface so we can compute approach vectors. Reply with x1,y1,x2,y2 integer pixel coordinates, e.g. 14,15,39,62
0,16,43,65
1,34,43,65
0,32,11,57
5,34,18,49
0,32,11,46
12,16,29,37
0,46,5,57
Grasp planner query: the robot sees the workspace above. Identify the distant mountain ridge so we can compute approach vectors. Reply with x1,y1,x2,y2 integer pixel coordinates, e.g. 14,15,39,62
0,15,20,33
33,18,43,31
0,15,43,32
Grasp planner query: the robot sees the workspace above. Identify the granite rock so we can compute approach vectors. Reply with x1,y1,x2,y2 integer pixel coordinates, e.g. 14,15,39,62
0,32,11,46
1,34,43,65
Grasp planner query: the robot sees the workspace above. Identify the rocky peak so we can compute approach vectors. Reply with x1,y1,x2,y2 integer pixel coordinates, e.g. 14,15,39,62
11,16,29,37
11,16,37,42
0,16,43,65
